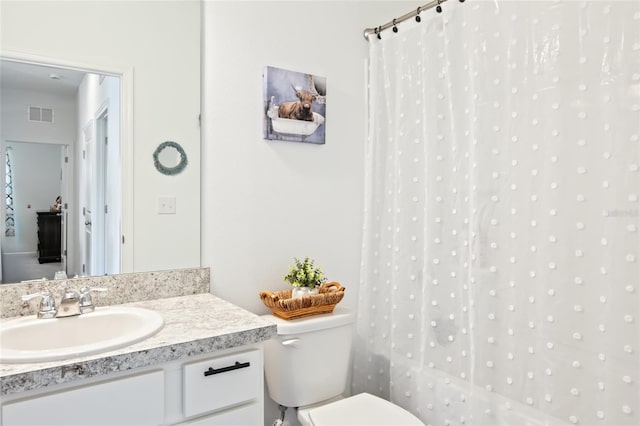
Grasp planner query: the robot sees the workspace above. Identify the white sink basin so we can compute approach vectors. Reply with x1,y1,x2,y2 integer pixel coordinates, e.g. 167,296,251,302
0,306,164,363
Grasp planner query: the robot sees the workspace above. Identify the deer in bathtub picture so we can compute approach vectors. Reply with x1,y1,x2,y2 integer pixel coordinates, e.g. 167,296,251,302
263,66,326,144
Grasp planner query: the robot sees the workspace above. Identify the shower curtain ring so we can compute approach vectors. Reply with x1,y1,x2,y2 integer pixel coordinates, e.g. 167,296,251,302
392,19,398,33
377,26,382,39
415,7,422,22
436,0,443,13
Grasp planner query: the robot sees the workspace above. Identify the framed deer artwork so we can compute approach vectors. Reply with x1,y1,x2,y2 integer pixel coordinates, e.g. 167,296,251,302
263,66,326,144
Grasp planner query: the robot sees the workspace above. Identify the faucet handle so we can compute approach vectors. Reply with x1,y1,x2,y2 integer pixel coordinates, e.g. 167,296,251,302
21,291,57,319
79,287,107,313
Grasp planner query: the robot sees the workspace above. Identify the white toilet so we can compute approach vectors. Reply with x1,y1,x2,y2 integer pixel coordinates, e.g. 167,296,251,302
262,308,425,426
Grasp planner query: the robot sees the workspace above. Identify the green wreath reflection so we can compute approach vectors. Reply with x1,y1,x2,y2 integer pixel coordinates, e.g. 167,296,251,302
153,141,188,175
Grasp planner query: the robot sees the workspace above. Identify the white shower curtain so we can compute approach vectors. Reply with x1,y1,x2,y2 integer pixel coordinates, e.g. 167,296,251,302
353,2,640,426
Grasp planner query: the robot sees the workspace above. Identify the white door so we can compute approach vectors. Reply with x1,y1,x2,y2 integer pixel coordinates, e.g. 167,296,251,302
101,109,120,275
60,145,69,274
94,111,107,276
82,106,119,278
95,105,120,276
82,125,93,277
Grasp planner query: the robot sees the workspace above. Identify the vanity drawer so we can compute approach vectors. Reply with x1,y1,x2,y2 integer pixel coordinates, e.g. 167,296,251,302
183,349,261,418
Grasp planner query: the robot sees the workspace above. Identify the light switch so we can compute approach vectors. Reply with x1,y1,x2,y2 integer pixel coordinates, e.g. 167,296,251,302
158,197,176,214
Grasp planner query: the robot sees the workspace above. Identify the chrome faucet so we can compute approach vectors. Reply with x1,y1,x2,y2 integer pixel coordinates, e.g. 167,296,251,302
57,288,81,317
22,286,107,319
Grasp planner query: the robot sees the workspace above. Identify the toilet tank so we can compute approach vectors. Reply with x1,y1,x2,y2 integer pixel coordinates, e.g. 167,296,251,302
262,308,355,408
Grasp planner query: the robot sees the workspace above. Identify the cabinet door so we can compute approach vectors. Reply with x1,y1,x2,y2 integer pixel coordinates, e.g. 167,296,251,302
1,370,164,426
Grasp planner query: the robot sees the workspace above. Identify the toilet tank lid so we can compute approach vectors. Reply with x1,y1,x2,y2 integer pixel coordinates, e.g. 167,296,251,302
261,307,355,335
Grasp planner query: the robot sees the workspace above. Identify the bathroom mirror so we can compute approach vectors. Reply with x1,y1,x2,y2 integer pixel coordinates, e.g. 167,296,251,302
0,0,202,286
153,141,188,175
1,59,123,283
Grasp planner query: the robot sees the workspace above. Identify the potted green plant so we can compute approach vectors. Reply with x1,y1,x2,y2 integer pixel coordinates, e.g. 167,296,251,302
284,256,326,298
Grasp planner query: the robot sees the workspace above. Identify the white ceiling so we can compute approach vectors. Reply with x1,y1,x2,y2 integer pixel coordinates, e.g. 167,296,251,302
0,60,86,97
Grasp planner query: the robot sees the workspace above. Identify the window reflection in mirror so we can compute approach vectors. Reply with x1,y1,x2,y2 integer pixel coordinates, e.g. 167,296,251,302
0,59,122,284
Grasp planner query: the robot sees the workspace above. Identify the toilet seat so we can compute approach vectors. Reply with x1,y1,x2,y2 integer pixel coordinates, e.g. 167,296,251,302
303,393,424,426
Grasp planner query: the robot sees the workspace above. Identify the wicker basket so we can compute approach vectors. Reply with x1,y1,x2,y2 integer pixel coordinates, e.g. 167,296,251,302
259,282,345,320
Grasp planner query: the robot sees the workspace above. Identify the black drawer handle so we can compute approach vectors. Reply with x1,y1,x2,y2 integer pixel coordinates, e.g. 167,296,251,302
204,361,250,377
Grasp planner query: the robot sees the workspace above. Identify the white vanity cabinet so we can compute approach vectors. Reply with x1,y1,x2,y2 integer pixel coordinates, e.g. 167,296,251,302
2,370,165,425
0,345,264,426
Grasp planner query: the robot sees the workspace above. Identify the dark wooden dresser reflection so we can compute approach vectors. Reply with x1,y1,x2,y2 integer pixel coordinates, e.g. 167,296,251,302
36,211,61,263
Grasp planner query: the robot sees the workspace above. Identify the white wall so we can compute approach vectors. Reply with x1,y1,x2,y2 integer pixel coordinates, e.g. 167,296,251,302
202,2,419,423
0,0,201,273
0,88,76,144
202,0,417,313
1,87,74,255
3,141,62,254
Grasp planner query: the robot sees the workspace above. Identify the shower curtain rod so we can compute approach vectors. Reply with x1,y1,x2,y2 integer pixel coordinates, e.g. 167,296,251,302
363,0,463,41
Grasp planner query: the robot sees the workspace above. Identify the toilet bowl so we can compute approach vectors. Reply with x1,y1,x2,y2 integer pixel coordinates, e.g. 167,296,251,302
262,308,425,426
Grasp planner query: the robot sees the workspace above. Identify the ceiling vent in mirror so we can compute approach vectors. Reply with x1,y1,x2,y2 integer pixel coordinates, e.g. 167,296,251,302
28,106,54,123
